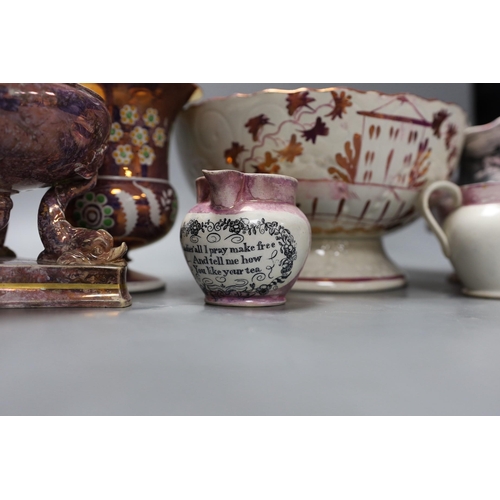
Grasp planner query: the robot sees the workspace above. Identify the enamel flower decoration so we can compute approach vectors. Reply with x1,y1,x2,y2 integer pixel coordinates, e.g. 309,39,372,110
138,145,156,166
130,126,149,147
72,192,115,230
112,144,134,165
109,122,124,142
152,127,167,147
160,188,173,210
143,107,160,128
120,104,139,125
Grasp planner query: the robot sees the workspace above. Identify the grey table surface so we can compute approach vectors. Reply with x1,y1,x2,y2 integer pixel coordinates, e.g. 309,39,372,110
1,214,499,416
3,83,496,416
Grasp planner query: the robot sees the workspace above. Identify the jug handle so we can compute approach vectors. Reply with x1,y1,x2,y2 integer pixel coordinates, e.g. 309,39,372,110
420,180,462,258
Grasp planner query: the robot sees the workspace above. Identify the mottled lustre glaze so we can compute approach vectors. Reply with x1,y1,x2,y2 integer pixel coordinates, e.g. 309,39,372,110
0,83,130,308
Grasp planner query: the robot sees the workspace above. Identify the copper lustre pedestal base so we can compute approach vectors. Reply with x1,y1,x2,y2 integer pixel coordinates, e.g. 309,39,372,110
0,259,131,308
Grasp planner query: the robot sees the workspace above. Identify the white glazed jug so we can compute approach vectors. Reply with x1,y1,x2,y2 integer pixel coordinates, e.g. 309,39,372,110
421,180,500,298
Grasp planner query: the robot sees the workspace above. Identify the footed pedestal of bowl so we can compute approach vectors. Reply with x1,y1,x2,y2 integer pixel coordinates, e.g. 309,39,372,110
293,236,407,292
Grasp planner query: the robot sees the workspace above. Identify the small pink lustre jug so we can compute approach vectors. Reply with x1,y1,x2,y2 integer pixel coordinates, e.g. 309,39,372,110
180,170,311,306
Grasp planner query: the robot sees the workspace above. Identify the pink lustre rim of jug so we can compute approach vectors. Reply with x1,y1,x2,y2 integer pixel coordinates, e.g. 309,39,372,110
462,181,500,205
198,170,298,185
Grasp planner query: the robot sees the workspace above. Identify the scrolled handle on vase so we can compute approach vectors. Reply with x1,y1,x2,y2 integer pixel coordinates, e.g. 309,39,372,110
421,180,500,298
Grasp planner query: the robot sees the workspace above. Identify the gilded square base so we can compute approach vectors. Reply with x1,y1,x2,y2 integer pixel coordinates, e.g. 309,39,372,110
0,259,131,308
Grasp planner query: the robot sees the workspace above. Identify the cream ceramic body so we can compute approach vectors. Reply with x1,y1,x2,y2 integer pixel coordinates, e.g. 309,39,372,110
177,87,467,292
180,170,311,306
421,181,500,298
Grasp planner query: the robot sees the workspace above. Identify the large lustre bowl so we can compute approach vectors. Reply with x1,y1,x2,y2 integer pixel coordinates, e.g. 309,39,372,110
176,87,468,292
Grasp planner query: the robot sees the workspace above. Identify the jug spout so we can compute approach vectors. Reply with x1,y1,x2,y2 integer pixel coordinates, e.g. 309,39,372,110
195,176,210,203
203,169,244,209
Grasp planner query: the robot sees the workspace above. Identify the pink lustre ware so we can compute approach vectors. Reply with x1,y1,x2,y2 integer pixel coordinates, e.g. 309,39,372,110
180,170,311,306
0,83,130,308
65,83,199,293
176,87,467,292
421,181,500,299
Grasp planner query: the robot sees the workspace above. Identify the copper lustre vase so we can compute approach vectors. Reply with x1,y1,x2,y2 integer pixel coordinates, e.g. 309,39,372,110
66,83,198,292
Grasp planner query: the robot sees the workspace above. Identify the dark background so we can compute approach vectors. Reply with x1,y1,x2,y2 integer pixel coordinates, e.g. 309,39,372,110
474,83,500,125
